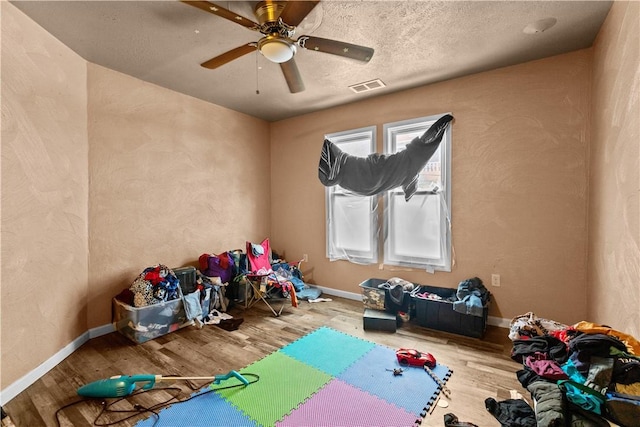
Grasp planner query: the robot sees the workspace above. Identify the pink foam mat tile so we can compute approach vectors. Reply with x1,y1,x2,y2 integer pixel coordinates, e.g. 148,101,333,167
276,378,418,427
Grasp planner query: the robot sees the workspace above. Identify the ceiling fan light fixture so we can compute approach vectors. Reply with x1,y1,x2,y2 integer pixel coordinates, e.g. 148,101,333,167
258,37,296,63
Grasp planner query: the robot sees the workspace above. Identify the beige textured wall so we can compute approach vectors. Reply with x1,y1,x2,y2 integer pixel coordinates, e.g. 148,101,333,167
1,3,89,388
87,64,271,328
589,1,640,338
271,50,592,325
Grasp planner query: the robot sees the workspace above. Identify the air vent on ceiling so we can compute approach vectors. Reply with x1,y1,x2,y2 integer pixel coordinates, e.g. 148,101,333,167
349,78,386,94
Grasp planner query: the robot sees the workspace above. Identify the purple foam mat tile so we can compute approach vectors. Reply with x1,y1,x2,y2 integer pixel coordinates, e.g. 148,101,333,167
276,378,419,427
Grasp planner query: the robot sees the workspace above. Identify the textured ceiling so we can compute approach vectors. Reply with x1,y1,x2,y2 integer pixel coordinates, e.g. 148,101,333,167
11,1,612,122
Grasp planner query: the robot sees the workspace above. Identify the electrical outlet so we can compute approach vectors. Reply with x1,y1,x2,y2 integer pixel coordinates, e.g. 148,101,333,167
302,253,308,262
491,274,501,287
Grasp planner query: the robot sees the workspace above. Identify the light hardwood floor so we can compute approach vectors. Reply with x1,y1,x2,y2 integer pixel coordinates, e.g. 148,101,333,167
3,296,528,427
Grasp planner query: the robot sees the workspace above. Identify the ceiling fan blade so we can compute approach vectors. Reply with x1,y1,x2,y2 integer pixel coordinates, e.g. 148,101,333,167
280,59,305,93
201,43,257,69
279,1,320,27
181,1,259,31
297,36,374,62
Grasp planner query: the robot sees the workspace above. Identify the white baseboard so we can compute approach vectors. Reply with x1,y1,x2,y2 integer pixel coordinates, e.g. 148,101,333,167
316,286,362,301
487,315,511,329
317,286,510,329
0,323,115,406
0,331,89,405
1,292,509,406
89,323,115,339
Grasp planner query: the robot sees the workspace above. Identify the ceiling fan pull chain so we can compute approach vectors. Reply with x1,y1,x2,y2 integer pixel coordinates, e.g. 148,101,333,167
255,51,260,95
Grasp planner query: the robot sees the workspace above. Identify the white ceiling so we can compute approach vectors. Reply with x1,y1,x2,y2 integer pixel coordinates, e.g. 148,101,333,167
11,0,613,122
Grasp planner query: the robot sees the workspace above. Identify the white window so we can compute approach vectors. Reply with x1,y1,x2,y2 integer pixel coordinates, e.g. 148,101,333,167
324,127,378,264
383,114,452,271
324,113,452,272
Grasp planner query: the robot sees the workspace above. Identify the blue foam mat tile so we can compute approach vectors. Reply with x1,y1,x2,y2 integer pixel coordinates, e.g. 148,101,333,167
338,345,452,415
135,388,258,427
280,326,376,376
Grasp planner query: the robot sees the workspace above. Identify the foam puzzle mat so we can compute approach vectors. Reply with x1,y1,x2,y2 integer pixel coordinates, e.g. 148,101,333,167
137,326,452,427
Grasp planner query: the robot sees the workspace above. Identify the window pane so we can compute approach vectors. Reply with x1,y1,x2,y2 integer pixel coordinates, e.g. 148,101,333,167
393,128,442,192
339,138,372,157
330,195,375,257
387,193,441,261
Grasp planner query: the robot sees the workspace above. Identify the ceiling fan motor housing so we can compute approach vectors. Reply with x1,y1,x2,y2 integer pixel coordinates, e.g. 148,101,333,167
254,1,297,63
254,1,287,25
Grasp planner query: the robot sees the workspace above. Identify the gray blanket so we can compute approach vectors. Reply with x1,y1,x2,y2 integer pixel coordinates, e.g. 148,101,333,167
318,114,454,201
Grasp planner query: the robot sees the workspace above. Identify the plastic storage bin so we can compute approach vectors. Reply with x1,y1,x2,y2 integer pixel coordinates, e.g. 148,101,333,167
359,278,387,310
113,290,192,344
359,278,412,314
413,285,489,338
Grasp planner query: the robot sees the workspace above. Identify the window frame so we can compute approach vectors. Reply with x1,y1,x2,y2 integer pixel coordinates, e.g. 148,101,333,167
324,126,378,264
382,113,453,271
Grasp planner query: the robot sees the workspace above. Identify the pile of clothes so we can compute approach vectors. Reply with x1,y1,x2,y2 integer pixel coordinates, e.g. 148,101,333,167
116,264,181,307
497,313,640,427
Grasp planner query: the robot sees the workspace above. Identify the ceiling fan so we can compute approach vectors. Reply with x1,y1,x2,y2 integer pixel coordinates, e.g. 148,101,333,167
181,1,375,93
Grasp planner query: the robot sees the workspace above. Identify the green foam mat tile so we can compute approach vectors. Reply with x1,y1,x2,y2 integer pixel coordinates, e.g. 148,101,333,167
215,351,332,427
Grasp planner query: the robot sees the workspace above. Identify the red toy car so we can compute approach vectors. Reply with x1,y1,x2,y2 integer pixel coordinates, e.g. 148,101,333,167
396,348,436,369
